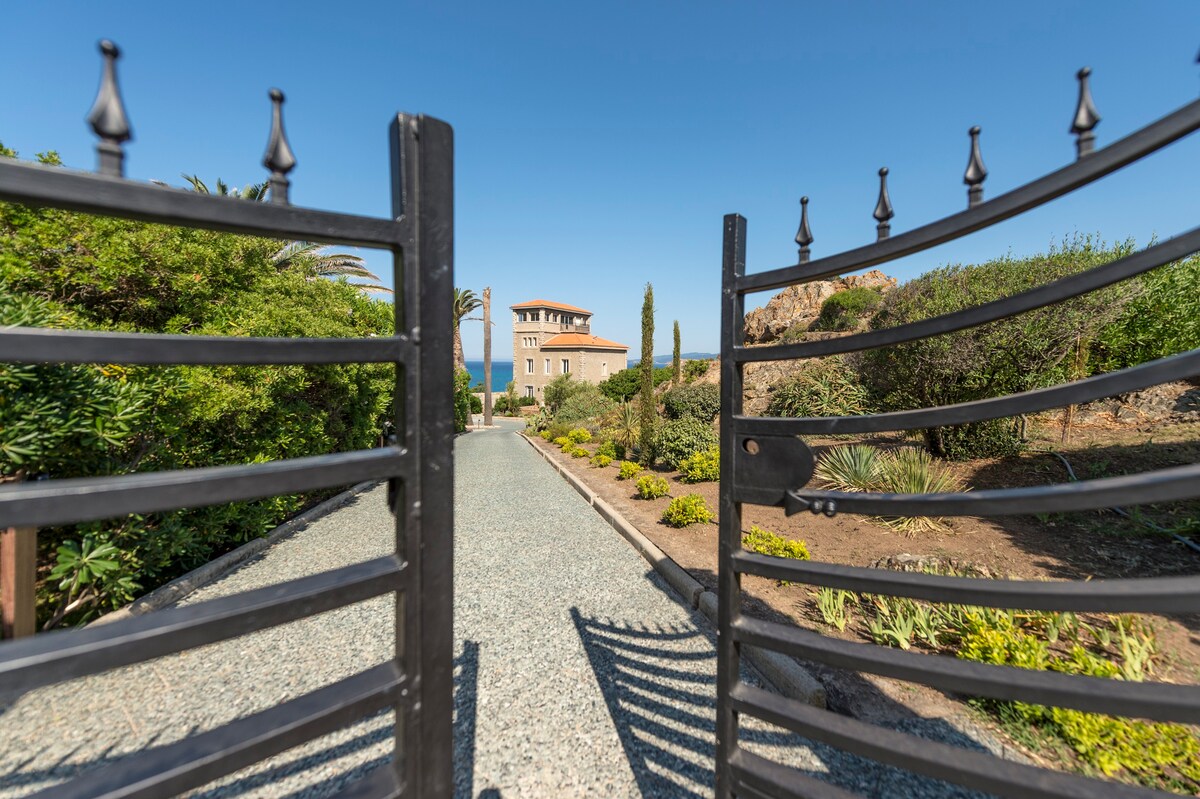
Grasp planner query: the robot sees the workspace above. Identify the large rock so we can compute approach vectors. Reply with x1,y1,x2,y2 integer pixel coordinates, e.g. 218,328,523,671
743,270,896,344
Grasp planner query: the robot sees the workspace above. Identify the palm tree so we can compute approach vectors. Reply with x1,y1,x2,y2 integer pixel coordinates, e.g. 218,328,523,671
182,176,391,296
453,288,483,371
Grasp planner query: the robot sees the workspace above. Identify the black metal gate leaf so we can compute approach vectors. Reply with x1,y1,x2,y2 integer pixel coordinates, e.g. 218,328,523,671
0,41,455,799
715,65,1200,798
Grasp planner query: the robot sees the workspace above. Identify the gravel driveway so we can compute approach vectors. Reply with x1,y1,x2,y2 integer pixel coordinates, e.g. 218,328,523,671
0,419,990,797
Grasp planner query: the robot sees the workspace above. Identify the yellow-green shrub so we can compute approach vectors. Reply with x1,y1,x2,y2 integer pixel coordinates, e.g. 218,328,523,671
742,526,810,561
636,474,670,499
590,453,613,468
553,436,571,448
567,445,588,458
617,461,643,480
678,447,720,483
567,428,592,444
661,494,714,527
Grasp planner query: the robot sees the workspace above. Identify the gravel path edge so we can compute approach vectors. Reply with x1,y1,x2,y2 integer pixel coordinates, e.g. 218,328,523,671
521,433,827,709
90,479,381,627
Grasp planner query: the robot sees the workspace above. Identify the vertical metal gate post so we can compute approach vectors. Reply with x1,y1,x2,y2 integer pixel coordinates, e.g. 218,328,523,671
715,213,747,799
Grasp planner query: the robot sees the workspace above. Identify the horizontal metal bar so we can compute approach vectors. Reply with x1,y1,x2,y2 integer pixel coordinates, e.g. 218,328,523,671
730,682,1168,799
0,327,409,365
735,348,1200,435
732,552,1200,613
728,747,863,799
0,159,403,248
733,616,1200,723
736,98,1200,294
337,765,401,799
782,461,1200,517
0,555,404,695
31,662,404,799
735,229,1200,363
0,448,404,528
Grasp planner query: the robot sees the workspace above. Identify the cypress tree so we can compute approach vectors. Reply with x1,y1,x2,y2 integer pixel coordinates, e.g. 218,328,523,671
672,320,681,384
639,283,656,463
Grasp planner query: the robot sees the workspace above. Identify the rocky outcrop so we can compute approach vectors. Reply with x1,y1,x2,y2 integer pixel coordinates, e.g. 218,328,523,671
743,270,896,344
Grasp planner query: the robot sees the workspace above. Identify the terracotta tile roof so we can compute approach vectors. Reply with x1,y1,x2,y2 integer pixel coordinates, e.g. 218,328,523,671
510,299,592,315
541,333,629,351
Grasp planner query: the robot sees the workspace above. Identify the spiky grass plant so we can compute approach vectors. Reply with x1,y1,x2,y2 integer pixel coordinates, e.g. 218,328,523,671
876,447,965,535
814,444,884,492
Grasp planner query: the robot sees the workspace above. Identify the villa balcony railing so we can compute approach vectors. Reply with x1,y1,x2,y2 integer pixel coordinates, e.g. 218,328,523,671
559,323,590,334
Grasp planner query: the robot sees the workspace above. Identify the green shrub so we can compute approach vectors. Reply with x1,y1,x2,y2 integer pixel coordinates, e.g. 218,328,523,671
539,430,552,440
598,364,672,402
617,461,643,480
469,393,483,414
813,445,883,491
678,447,720,483
590,453,613,468
683,359,712,382
636,474,670,499
661,383,721,422
742,526,810,583
553,436,571,448
567,428,592,444
568,445,588,458
816,286,883,331
0,149,395,626
766,357,869,418
544,422,572,442
1091,254,1200,372
653,417,719,469
595,439,622,460
661,494,714,527
453,368,472,433
556,383,615,425
855,236,1136,459
494,393,536,414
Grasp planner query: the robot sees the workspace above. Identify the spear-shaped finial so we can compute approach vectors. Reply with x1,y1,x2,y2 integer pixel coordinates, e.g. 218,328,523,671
795,196,813,263
262,88,296,204
1071,67,1100,159
87,40,132,177
964,126,987,208
873,168,893,241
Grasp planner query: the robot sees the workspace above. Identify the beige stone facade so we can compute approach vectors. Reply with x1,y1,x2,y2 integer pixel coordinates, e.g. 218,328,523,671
511,299,628,401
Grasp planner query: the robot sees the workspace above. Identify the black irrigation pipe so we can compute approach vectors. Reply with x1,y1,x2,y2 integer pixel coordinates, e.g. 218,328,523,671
1042,450,1200,556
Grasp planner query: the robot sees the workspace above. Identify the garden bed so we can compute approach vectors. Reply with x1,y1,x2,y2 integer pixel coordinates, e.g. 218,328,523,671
528,419,1200,790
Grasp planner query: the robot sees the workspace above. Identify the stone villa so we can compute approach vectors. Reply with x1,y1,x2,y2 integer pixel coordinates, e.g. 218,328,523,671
511,299,629,401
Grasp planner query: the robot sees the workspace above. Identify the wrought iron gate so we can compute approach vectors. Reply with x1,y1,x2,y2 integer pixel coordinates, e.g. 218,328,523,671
0,42,454,798
715,67,1200,797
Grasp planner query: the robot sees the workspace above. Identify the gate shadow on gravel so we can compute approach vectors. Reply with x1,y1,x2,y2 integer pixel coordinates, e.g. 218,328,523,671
571,608,992,799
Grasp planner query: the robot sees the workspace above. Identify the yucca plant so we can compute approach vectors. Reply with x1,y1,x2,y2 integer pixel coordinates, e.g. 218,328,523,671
814,445,884,492
876,447,965,535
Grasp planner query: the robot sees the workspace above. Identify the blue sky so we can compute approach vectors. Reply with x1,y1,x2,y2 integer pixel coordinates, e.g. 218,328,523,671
3,2,1197,360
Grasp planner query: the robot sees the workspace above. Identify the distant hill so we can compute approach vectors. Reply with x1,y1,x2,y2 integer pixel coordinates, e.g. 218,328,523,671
630,352,718,367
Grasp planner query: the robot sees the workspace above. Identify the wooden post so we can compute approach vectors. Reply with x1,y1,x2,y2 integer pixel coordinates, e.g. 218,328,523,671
483,287,493,427
1,527,36,639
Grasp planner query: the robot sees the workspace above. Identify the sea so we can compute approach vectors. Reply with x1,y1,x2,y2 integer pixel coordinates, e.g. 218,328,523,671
464,359,513,391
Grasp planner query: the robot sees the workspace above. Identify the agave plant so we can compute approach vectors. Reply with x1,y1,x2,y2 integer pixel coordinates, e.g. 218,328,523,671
814,444,884,491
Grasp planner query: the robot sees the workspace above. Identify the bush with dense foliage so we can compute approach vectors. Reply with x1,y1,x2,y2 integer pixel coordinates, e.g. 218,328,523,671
661,494,714,527
816,286,883,331
555,383,615,425
652,417,719,470
589,453,613,468
1,144,395,627
453,368,472,433
683,359,711,382
598,365,672,402
855,237,1135,459
766,357,869,419
617,461,643,480
595,439,622,460
493,393,536,414
635,474,670,499
742,526,809,583
678,447,720,483
661,383,720,422
1090,254,1200,372
567,428,592,444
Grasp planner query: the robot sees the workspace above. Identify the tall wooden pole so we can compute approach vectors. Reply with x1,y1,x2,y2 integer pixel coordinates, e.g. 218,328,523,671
1,527,36,639
483,287,493,426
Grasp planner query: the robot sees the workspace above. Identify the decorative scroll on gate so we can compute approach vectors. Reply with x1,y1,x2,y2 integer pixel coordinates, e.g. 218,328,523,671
715,65,1200,798
0,42,455,798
